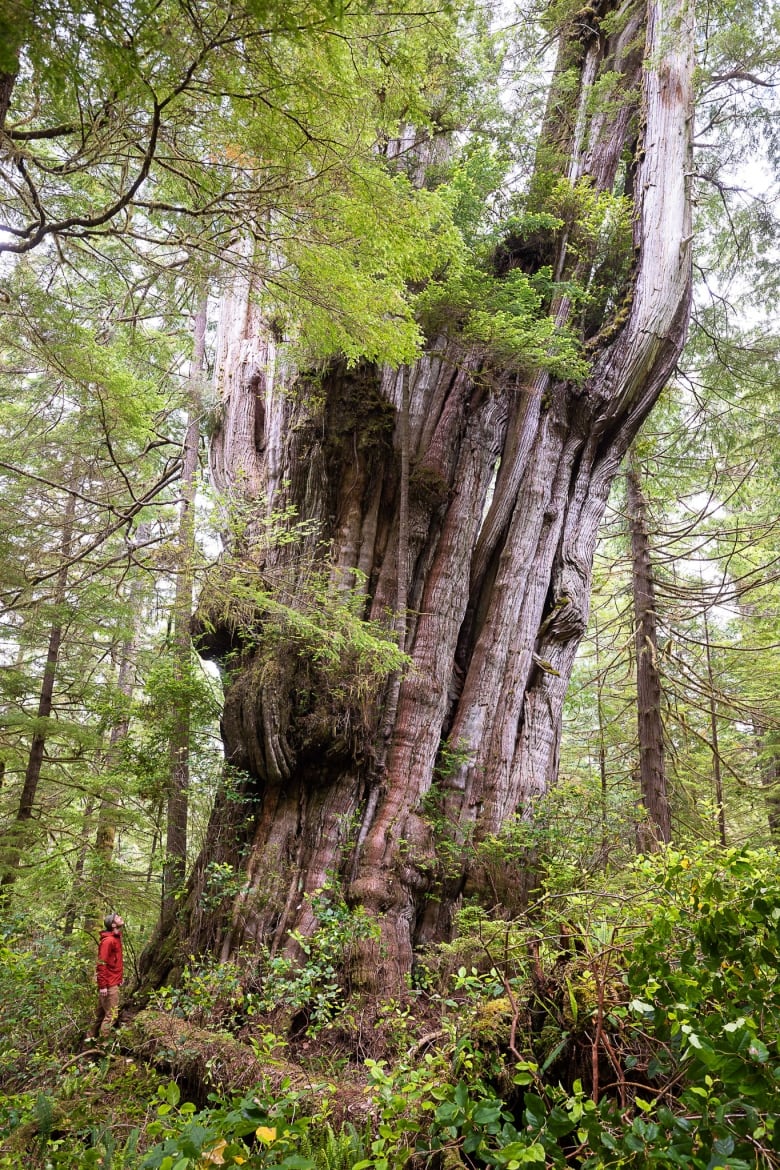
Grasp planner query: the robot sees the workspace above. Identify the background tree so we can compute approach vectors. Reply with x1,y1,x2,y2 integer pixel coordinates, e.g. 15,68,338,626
0,237,212,928
626,451,671,845
561,313,780,852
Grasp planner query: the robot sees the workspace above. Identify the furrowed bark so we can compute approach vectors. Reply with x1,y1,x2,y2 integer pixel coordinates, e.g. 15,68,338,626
423,0,693,928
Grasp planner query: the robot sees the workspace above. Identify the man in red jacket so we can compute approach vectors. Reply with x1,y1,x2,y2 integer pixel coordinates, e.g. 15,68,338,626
92,912,124,1039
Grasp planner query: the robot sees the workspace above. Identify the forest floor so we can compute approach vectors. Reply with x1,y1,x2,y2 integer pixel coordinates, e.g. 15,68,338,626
3,842,780,1168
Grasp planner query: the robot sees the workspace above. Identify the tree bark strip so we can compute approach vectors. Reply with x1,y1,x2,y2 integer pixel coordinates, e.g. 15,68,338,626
703,605,727,846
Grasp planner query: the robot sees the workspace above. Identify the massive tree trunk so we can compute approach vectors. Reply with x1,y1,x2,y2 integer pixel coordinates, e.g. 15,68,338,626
139,0,694,992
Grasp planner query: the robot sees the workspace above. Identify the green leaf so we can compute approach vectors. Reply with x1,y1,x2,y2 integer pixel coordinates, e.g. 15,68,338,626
473,1103,503,1125
541,1033,570,1072
629,999,655,1015
523,1095,546,1130
748,1038,770,1063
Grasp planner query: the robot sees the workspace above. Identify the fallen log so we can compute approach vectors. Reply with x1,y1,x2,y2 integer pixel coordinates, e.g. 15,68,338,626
123,1010,373,1123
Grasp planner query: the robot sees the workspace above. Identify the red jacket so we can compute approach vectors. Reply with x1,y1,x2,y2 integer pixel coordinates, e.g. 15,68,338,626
96,930,123,989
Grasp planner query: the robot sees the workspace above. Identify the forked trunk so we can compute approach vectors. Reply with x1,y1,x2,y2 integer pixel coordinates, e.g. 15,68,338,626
139,0,694,992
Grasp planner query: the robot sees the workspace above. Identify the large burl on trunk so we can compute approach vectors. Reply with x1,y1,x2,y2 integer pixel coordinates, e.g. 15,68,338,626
140,0,694,992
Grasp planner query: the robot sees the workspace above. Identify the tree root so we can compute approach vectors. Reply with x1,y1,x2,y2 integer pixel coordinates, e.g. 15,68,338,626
123,1011,305,1098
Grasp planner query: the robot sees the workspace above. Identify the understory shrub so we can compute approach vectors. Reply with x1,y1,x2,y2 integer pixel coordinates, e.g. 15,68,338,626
5,846,780,1169
151,882,379,1036
0,918,93,1090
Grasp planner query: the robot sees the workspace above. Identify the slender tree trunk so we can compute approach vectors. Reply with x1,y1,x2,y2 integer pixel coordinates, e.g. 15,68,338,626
0,71,15,133
0,0,30,131
702,606,727,846
626,453,671,844
146,802,164,889
63,795,96,937
0,3,34,131
163,298,207,914
83,597,146,928
593,618,610,856
139,0,694,992
94,637,136,856
0,482,77,891
753,721,780,840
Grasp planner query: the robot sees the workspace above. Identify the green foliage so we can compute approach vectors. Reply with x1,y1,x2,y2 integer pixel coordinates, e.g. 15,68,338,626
420,774,647,919
202,554,409,706
2,0,477,369
151,955,247,1031
431,843,780,1168
0,919,165,1167
201,863,245,913
482,775,645,884
624,846,780,1160
357,1058,544,1170
443,145,515,244
132,650,223,807
197,495,408,703
141,1083,323,1170
0,1057,162,1169
5,843,780,1170
0,923,93,1091
298,1123,367,1170
563,333,780,848
244,883,378,1033
151,882,378,1037
415,251,587,380
283,175,460,368
415,167,635,377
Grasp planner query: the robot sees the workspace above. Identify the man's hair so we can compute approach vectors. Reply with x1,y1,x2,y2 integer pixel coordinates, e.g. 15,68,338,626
103,913,117,930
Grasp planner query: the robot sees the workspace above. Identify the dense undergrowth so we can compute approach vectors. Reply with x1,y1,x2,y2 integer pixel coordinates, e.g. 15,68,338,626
2,842,780,1169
